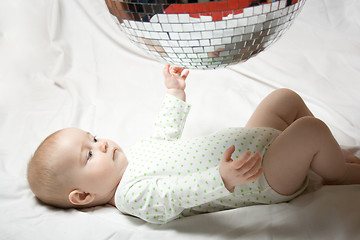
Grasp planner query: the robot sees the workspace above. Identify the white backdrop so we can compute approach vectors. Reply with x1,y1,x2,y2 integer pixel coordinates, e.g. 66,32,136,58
1,0,359,239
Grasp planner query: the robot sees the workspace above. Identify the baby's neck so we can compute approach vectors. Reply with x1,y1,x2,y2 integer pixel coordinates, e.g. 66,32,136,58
108,163,128,207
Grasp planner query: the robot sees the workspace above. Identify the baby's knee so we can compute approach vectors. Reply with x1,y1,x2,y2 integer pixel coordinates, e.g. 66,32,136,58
294,116,330,135
272,88,301,102
272,88,308,110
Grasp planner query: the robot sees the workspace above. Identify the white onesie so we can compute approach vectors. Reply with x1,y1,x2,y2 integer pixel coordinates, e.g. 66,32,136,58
115,94,308,224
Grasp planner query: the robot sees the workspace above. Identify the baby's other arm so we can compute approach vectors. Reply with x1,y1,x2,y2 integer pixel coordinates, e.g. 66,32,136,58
118,165,230,224
219,145,263,192
163,64,190,102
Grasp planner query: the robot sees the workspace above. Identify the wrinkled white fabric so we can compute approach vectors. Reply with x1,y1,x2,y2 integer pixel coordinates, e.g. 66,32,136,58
0,0,359,239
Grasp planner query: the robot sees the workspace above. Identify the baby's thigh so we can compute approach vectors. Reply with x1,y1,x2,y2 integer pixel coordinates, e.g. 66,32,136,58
245,89,299,131
262,118,318,195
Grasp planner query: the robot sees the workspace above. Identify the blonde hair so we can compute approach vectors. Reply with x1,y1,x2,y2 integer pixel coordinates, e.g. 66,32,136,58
27,130,74,208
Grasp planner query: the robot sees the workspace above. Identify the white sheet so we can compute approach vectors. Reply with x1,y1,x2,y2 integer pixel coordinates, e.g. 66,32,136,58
1,0,359,239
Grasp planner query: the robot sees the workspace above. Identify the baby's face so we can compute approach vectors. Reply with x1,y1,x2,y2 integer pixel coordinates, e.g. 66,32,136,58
55,128,128,199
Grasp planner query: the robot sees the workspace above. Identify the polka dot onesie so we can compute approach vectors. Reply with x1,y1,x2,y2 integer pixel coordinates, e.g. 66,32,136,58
115,94,308,224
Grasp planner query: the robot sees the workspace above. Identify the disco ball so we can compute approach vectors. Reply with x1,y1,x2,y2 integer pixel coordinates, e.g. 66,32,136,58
105,0,306,69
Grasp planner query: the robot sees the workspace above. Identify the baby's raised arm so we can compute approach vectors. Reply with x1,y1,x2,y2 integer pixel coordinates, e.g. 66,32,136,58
150,66,190,141
162,64,190,102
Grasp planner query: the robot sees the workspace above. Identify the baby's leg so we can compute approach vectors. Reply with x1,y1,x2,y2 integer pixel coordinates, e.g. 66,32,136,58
245,88,313,131
245,88,359,164
342,149,360,164
263,117,360,195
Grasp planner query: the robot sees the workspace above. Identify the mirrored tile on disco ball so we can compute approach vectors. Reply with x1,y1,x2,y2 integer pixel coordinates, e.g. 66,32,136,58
106,0,307,69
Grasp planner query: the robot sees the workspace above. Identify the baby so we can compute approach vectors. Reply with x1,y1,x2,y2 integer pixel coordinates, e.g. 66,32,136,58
27,65,360,224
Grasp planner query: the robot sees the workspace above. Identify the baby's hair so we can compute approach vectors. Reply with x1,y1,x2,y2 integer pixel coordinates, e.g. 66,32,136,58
27,130,74,208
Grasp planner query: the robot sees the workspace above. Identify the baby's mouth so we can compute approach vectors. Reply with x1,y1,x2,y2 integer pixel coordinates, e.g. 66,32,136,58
113,148,117,161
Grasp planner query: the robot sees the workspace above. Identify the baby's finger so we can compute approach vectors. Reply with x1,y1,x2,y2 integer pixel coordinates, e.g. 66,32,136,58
170,66,184,75
246,167,263,182
181,69,190,79
237,151,261,172
241,153,261,173
163,64,171,77
233,151,252,169
242,158,262,179
222,145,235,163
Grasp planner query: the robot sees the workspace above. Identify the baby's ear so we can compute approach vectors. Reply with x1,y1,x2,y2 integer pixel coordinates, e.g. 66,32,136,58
68,190,95,206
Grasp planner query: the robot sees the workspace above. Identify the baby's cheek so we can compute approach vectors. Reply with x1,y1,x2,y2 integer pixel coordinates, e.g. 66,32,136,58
99,163,116,179
95,164,110,176
88,162,106,177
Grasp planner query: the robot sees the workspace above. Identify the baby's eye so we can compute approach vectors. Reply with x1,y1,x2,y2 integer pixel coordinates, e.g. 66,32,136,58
88,151,93,160
94,136,97,142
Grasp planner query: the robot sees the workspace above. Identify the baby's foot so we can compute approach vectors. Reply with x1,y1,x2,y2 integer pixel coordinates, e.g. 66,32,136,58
342,149,360,164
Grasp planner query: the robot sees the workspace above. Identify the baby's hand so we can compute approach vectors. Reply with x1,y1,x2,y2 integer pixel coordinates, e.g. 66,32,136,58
163,64,189,101
163,64,189,91
219,145,263,192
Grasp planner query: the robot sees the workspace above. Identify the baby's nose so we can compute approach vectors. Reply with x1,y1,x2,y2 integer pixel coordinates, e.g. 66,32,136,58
100,140,108,153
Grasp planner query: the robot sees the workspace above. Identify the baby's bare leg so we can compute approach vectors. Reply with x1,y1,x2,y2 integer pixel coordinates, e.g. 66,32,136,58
246,88,359,164
245,89,360,194
263,117,360,195
246,88,313,131
342,149,360,164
